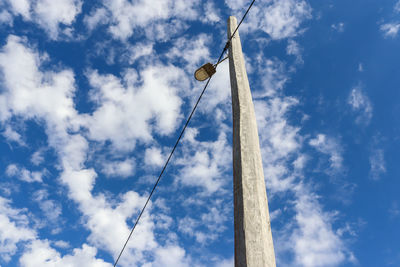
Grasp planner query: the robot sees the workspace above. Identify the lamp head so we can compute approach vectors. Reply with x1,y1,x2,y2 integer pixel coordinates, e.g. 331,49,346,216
194,63,216,81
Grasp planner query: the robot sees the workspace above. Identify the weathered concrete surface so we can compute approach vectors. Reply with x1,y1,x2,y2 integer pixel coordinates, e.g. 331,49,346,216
228,16,276,267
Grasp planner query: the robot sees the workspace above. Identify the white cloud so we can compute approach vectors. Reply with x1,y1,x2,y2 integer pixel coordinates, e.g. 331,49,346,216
6,164,44,183
85,65,186,151
143,19,190,42
33,0,82,39
5,0,82,39
84,7,109,32
142,245,190,267
101,159,135,178
369,148,386,180
0,95,11,121
380,23,400,38
291,188,348,267
293,154,308,170
224,0,248,11
215,257,234,267
6,0,30,19
33,190,63,233
167,34,211,71
106,0,169,39
253,58,288,98
31,149,45,165
53,240,70,249
331,22,345,32
358,63,364,72
2,125,25,145
0,35,78,127
240,0,312,40
286,39,303,64
309,134,343,172
0,196,36,262
348,86,373,125
178,149,223,194
128,42,154,64
154,213,173,230
0,10,13,25
175,128,231,194
55,164,160,266
19,240,111,267
269,209,283,221
144,147,165,167
254,96,301,193
178,204,229,245
202,2,221,24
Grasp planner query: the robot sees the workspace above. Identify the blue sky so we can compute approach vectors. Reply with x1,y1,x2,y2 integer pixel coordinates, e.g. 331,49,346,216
0,0,399,266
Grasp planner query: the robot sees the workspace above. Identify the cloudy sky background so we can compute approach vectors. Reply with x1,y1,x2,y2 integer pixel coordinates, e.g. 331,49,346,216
0,0,399,266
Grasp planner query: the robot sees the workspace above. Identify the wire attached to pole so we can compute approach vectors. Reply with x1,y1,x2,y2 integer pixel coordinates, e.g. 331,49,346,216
113,1,257,266
215,0,256,65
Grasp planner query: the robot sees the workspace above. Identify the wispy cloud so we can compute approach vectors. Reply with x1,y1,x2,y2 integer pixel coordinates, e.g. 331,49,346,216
6,164,45,183
253,58,288,98
101,159,135,178
31,149,45,166
331,22,345,32
348,86,373,125
369,148,386,181
2,125,25,146
381,23,400,38
358,63,364,72
380,1,400,38
33,189,63,234
309,134,343,172
287,39,304,64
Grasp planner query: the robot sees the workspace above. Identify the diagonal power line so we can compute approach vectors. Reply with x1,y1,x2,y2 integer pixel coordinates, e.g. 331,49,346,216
113,77,212,267
113,1,256,266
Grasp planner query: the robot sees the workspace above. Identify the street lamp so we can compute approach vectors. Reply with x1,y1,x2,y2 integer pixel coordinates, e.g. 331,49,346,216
194,62,216,81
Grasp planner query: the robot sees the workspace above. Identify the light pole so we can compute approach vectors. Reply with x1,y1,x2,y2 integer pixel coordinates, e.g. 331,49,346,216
194,15,276,267
228,16,276,267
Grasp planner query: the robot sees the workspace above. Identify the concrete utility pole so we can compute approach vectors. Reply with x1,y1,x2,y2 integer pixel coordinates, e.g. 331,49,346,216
227,16,276,267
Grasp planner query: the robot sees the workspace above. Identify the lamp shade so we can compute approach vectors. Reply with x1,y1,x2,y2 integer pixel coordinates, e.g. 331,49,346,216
194,63,216,81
